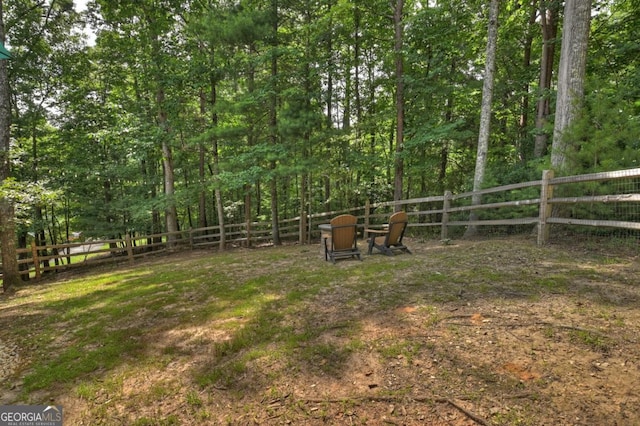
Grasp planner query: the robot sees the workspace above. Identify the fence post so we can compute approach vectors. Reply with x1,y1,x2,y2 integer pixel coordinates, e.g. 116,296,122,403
364,200,370,229
245,219,252,248
537,169,554,245
307,211,313,244
299,207,307,245
125,234,134,263
441,191,452,240
31,241,41,279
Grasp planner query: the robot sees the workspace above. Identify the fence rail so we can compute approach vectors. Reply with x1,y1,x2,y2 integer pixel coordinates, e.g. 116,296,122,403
2,168,639,282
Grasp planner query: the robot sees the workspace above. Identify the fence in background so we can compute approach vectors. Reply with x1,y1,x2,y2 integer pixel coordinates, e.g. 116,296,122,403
2,168,639,282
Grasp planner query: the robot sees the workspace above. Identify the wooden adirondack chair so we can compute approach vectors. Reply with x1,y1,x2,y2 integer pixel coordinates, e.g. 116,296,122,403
366,211,412,256
324,214,362,263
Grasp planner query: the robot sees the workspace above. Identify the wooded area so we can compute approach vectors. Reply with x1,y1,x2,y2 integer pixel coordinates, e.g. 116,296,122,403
0,0,639,291
3,167,638,283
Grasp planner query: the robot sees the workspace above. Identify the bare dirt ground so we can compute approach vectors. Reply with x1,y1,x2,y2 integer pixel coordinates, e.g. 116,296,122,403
2,236,639,425
232,238,640,426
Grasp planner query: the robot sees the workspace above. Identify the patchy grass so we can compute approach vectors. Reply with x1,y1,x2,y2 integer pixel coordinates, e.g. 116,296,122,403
1,236,639,425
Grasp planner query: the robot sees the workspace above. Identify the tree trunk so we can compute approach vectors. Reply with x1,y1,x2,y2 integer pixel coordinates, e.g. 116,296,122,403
518,0,538,160
244,184,252,247
159,95,179,245
32,125,50,270
269,0,281,245
214,179,225,250
159,114,178,244
325,1,334,129
145,8,178,245
466,0,499,237
439,59,456,192
0,0,18,292
300,4,313,245
198,88,208,230
534,0,560,158
244,45,258,248
209,74,225,251
550,0,591,171
354,1,362,131
299,173,308,244
392,0,405,210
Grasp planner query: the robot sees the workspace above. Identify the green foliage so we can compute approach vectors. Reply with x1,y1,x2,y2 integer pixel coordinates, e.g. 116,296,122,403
564,84,640,173
2,0,638,244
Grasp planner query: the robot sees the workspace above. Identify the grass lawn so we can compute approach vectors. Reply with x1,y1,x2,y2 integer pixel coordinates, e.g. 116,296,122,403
1,236,639,425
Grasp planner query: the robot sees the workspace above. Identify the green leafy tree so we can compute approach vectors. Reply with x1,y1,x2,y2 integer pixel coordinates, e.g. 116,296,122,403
3,0,85,281
404,0,480,196
0,0,18,291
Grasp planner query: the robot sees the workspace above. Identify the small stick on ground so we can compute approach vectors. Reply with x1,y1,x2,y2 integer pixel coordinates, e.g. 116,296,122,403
300,394,490,426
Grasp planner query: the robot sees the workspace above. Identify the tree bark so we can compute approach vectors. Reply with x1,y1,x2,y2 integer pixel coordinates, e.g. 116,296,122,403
245,44,258,247
534,0,560,158
160,129,179,243
392,0,405,210
145,8,179,245
157,87,178,244
209,74,225,251
0,199,18,291
440,59,456,192
198,88,208,230
550,0,592,171
299,3,313,245
269,0,281,245
518,0,538,159
0,0,18,292
466,0,499,237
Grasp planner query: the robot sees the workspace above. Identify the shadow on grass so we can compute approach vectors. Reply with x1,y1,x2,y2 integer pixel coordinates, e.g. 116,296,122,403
0,237,638,424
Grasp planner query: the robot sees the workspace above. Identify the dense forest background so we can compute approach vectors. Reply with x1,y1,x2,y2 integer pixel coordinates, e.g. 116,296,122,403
1,0,639,249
